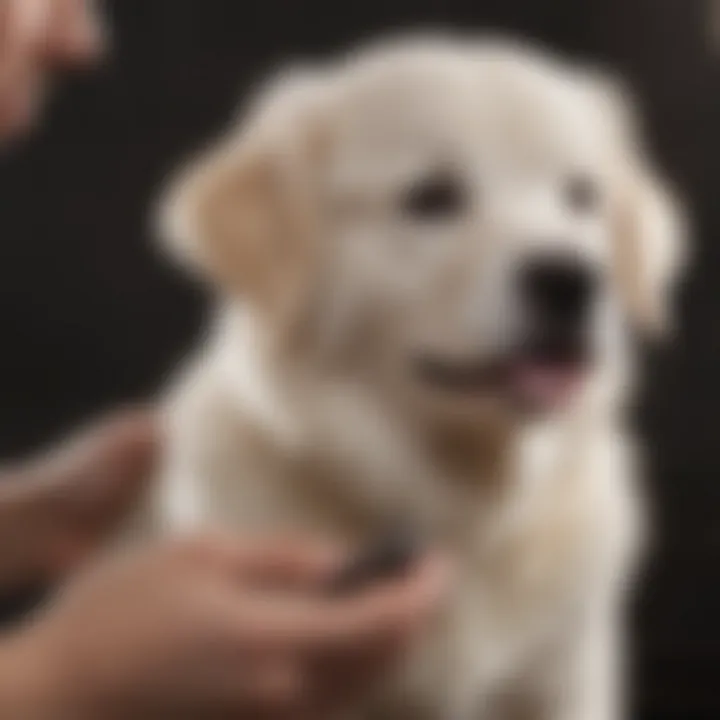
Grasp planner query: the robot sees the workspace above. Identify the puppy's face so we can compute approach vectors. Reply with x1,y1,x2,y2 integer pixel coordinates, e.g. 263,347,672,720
164,40,684,422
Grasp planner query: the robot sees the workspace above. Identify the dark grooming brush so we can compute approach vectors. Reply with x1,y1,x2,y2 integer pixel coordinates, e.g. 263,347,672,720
324,525,424,596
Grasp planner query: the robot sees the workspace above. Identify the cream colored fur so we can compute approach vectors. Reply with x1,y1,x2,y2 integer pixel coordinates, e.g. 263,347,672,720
139,36,685,720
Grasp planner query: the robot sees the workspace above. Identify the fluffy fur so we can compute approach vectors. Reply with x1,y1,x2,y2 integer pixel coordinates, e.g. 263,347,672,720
140,36,685,719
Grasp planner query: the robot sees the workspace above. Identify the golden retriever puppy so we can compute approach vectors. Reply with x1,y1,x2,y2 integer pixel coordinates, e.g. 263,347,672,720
145,36,685,720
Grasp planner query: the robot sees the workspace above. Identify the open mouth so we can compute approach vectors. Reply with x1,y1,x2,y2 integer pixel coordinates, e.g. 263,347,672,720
415,342,590,413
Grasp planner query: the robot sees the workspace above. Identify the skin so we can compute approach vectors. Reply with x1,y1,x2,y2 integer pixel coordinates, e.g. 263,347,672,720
0,3,450,717
0,409,158,591
0,0,125,590
0,535,448,720
0,0,104,138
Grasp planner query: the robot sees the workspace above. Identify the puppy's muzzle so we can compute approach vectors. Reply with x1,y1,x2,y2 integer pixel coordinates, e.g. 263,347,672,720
413,251,600,412
518,251,598,362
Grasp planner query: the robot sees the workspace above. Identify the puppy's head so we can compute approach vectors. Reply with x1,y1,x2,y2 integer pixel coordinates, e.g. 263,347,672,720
161,37,685,422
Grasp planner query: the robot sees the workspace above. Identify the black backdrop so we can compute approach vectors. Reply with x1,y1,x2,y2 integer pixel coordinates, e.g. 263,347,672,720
0,1,715,718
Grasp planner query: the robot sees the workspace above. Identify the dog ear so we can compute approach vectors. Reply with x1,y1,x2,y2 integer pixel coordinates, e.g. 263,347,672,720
614,164,686,337
158,69,329,317
584,72,687,337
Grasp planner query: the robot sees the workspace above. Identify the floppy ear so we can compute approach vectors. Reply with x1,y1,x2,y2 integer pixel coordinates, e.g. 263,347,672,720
587,74,687,337
158,70,328,317
614,164,686,336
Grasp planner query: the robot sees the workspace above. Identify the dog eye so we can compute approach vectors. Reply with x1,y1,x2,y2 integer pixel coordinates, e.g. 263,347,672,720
565,175,601,214
401,174,467,220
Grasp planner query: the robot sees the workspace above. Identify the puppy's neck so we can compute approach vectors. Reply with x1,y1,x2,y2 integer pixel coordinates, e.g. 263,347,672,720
215,304,592,540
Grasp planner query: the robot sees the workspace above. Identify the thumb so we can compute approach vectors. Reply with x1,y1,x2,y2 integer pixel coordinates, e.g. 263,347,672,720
20,408,160,574
39,407,160,527
0,408,160,585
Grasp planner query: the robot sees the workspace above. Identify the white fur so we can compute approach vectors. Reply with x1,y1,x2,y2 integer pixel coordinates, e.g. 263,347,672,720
137,36,684,719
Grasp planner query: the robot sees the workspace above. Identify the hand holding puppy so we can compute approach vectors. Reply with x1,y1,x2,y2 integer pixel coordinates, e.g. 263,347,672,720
0,533,448,719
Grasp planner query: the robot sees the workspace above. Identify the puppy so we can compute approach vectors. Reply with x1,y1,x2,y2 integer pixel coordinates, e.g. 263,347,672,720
144,36,685,719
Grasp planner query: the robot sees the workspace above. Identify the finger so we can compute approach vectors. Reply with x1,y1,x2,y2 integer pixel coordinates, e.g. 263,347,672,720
3,0,51,51
3,408,159,579
243,658,309,715
0,0,50,85
42,0,105,65
311,627,406,715
240,553,450,652
29,407,159,519
200,533,345,589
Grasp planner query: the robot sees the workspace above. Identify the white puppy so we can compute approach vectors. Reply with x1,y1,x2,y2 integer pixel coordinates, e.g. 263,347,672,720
142,36,685,720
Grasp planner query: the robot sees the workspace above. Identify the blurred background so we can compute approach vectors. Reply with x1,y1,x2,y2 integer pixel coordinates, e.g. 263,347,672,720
0,1,714,718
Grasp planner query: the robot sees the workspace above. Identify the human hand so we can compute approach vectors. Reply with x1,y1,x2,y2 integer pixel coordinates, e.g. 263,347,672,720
0,408,158,592
1,533,449,719
0,0,104,137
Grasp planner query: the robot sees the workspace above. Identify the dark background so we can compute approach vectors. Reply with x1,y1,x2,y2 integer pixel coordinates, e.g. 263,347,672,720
0,1,715,718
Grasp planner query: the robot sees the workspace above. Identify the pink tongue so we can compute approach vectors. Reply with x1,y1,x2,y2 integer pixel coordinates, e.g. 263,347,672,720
511,362,581,409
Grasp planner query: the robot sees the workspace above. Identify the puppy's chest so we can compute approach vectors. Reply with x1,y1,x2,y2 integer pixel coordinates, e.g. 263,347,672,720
173,418,599,715
446,533,588,678
382,518,595,718
197,424,595,628
192,417,597,598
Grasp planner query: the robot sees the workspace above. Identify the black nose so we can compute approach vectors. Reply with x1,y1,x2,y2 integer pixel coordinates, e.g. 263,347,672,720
520,253,597,325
